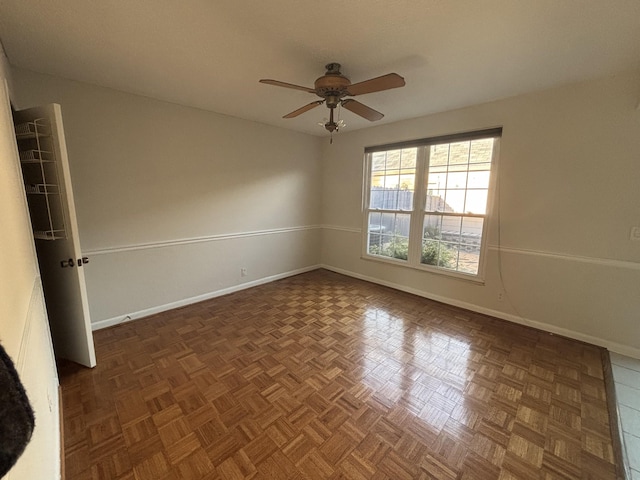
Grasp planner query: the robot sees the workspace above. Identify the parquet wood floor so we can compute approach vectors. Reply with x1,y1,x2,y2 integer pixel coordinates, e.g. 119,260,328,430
59,269,619,479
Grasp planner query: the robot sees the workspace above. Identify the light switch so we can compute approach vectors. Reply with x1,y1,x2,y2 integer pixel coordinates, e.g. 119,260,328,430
631,226,640,242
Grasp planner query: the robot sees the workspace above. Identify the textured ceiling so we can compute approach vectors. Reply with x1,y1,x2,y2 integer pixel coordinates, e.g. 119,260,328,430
1,0,639,136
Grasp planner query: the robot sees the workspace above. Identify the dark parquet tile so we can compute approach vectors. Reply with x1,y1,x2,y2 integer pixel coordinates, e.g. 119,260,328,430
59,269,618,479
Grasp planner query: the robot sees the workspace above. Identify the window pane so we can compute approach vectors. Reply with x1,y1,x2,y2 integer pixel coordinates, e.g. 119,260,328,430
446,172,467,189
459,217,483,275
449,141,470,165
421,238,441,266
420,237,458,269
367,212,411,261
385,149,401,170
371,173,386,188
427,140,492,216
398,173,414,191
422,215,483,274
422,216,457,268
457,246,479,274
425,190,446,212
369,187,383,209
372,152,387,172
444,189,465,213
469,138,494,164
385,212,404,235
427,170,447,190
430,144,449,166
461,216,484,239
458,218,482,274
439,243,460,269
467,169,490,188
380,212,395,234
441,216,461,231
426,168,446,212
441,216,462,243
464,189,488,214
383,174,399,190
423,214,443,238
368,149,417,212
399,172,415,211
400,148,417,169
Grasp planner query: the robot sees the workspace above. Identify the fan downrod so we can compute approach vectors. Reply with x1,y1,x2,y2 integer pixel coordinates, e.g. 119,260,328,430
324,108,338,133
324,63,341,74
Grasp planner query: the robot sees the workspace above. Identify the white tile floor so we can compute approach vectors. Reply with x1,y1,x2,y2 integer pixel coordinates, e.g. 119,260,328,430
610,352,640,480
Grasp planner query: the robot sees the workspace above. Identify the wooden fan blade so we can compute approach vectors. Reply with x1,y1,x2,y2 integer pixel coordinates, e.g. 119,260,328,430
341,99,384,121
283,100,324,118
345,73,405,96
259,79,316,94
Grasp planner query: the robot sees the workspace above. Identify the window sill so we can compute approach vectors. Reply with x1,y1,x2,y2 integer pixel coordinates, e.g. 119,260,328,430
361,253,486,285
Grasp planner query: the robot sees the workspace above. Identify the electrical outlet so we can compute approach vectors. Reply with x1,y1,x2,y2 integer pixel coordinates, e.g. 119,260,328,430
241,268,247,277
497,292,504,302
630,226,640,242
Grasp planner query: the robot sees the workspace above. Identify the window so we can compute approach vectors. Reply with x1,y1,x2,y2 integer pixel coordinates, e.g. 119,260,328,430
363,129,500,280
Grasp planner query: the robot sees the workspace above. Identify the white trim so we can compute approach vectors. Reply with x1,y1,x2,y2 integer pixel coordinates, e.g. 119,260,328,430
320,264,640,360
488,245,640,270
322,224,362,234
91,264,321,331
89,224,640,271
84,225,321,256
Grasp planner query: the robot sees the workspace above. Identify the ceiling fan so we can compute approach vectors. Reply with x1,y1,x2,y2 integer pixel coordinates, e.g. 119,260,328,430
260,63,405,133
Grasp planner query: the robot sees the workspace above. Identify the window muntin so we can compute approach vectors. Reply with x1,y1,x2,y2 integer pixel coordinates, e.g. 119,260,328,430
364,133,498,279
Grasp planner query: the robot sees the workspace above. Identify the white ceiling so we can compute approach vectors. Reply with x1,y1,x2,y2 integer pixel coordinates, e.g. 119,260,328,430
1,0,639,136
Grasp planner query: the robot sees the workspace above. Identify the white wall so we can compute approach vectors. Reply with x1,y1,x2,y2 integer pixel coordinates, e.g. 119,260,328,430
11,68,323,327
0,46,60,479
321,70,640,358
10,65,640,359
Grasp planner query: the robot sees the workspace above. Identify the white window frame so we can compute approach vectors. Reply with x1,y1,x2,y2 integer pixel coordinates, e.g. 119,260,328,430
361,128,501,283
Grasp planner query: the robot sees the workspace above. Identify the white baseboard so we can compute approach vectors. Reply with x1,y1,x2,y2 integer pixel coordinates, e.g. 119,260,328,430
92,262,640,360
319,264,640,360
91,264,321,331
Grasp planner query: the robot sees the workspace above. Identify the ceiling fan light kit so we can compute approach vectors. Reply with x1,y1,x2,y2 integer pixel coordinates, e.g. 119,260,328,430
260,63,405,139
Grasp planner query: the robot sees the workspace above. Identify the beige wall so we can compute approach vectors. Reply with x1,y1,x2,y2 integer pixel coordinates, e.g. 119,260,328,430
0,47,60,479
321,70,640,357
11,68,323,326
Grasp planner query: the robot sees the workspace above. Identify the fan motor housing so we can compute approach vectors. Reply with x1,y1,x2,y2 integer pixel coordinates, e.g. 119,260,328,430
314,75,350,97
314,63,351,99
